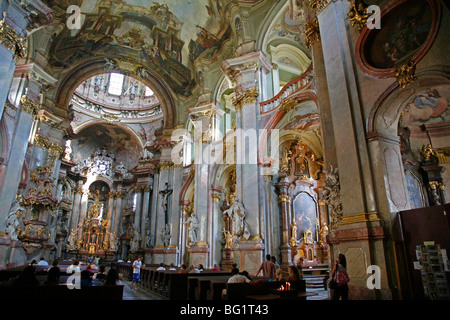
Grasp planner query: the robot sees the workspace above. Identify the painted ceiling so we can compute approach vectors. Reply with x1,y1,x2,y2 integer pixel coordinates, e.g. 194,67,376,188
44,0,236,97
72,123,142,170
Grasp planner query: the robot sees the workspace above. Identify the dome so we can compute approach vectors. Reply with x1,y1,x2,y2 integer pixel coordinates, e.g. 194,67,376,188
70,73,162,120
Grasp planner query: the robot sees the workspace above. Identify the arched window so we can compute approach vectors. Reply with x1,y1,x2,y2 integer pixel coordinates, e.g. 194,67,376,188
108,73,124,95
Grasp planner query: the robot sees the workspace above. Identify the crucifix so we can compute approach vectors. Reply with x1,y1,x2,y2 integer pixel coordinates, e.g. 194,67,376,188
159,182,173,224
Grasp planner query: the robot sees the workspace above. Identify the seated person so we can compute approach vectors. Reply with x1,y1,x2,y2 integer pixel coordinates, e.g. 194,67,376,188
178,264,188,274
287,265,302,281
66,260,81,274
156,263,166,271
222,268,251,298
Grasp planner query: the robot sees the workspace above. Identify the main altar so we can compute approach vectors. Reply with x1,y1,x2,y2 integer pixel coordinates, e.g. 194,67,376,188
67,191,116,258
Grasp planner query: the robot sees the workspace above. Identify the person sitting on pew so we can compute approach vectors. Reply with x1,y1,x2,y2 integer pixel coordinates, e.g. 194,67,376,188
11,266,40,286
169,263,176,271
222,268,251,299
276,269,284,281
228,268,251,284
178,264,188,274
212,264,220,271
43,260,61,285
103,269,122,286
197,264,204,272
240,270,252,281
66,260,80,274
157,263,166,271
189,265,200,273
287,265,302,281
80,270,93,286
93,265,106,284
37,257,49,266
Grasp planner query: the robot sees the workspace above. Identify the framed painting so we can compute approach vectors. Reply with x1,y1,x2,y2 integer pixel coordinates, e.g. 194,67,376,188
293,191,318,242
355,0,441,78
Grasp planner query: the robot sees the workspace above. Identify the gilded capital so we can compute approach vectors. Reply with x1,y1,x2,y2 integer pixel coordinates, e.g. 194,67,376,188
304,20,321,48
232,87,259,111
278,194,291,203
0,20,27,59
20,95,41,115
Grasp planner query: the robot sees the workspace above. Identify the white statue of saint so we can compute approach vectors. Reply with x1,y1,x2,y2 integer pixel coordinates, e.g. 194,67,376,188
183,212,199,247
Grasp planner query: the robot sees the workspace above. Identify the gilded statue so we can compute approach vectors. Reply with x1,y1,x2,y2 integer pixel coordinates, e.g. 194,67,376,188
289,222,298,247
280,148,292,174
223,229,235,249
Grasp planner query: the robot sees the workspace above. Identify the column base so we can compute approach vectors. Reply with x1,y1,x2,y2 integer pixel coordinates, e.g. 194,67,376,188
233,237,265,275
144,246,179,265
220,248,235,271
187,242,209,268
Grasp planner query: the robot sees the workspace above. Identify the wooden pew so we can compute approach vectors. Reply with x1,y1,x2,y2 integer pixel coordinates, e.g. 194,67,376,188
187,270,231,300
194,275,232,300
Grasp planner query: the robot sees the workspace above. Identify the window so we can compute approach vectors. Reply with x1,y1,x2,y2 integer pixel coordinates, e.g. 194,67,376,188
108,73,124,95
132,193,137,212
145,86,154,96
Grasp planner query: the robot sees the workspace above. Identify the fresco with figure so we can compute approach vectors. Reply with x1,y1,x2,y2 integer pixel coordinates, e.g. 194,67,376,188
365,0,433,69
401,85,450,125
71,123,141,171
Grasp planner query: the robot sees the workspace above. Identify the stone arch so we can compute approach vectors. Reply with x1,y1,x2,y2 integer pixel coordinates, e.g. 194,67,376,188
55,57,177,129
367,67,450,215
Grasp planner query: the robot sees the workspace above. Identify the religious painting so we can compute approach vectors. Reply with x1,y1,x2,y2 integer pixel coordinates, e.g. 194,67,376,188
357,0,441,77
293,192,318,242
400,85,450,125
365,0,433,69
405,171,425,209
284,112,320,132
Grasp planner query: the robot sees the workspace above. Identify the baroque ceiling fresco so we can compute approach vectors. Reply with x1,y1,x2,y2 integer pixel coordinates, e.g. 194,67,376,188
44,0,238,97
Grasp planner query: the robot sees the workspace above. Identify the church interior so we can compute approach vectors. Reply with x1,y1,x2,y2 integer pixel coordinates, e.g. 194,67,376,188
0,0,449,301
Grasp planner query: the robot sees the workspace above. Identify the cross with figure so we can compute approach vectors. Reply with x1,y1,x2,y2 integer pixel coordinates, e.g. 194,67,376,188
159,183,173,223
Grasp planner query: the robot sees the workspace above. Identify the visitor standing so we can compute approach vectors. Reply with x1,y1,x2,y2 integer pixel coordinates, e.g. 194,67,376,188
255,254,276,278
331,253,350,300
130,257,142,292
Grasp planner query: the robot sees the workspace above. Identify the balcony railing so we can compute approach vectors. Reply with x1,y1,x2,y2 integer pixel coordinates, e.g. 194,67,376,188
260,65,313,115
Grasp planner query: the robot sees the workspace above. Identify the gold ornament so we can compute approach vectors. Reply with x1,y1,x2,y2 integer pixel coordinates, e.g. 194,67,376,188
394,59,417,88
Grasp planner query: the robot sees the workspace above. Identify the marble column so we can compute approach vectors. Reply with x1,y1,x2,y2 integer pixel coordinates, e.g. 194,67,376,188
318,1,377,217
317,1,392,299
69,184,83,231
77,190,89,240
140,186,151,249
133,187,143,233
185,102,223,267
148,171,159,250
113,190,124,236
275,178,292,269
106,193,114,236
221,43,272,274
210,185,223,267
168,165,182,254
